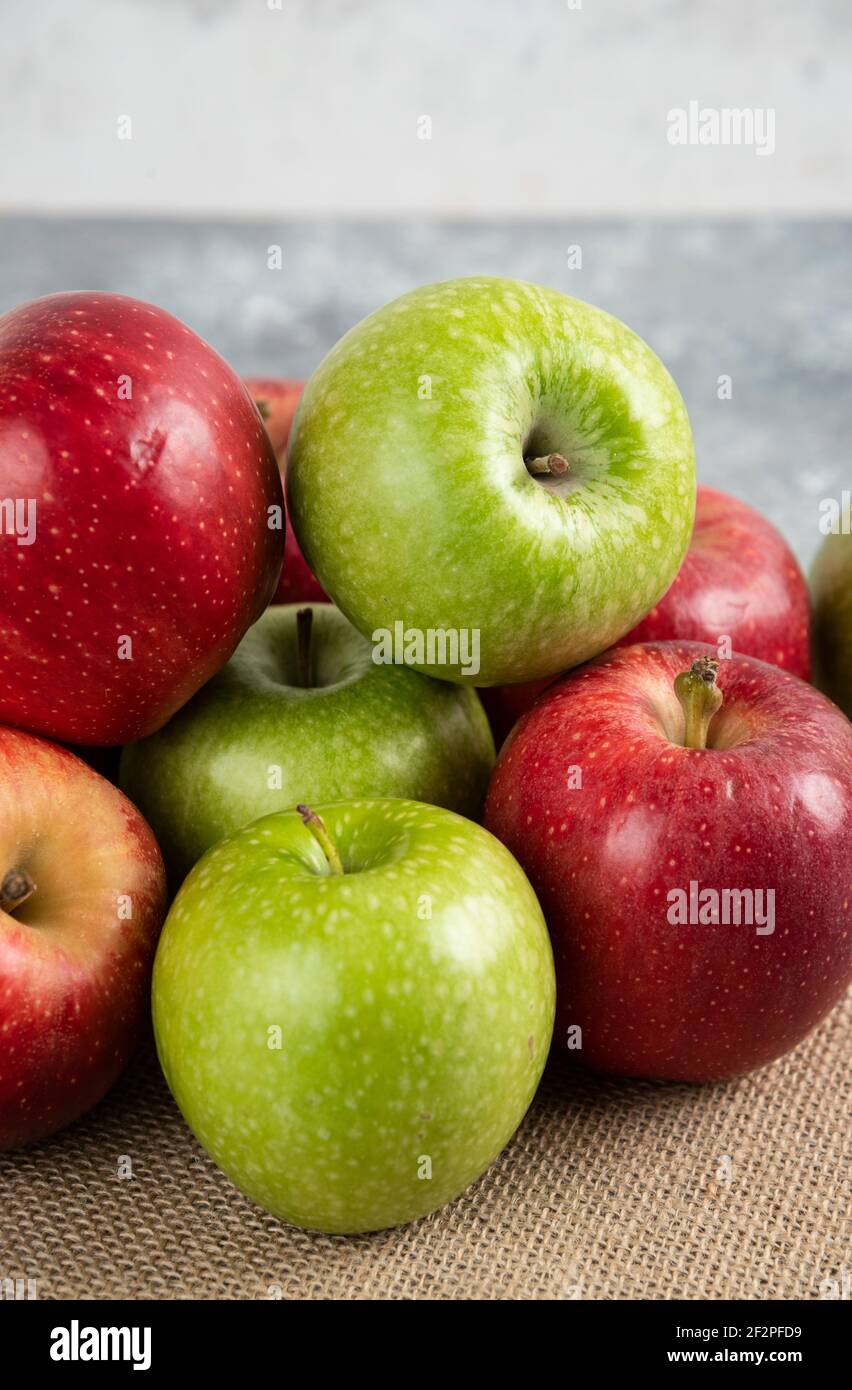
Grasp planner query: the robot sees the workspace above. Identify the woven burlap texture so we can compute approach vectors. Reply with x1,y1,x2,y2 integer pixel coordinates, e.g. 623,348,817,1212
2,997,849,1301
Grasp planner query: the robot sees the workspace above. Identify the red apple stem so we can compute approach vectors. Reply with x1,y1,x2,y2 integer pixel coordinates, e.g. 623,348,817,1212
525,452,569,477
297,804,344,875
674,657,723,749
296,607,313,689
0,868,36,914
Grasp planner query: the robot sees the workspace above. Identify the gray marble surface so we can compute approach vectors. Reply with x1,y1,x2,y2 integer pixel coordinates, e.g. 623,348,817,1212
1,217,849,567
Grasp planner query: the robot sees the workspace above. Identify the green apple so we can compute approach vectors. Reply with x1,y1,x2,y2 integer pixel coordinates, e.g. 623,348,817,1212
812,530,852,718
152,799,556,1233
120,604,494,884
287,276,695,685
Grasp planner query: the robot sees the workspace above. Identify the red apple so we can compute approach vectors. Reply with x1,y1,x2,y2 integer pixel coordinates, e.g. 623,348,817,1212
0,727,167,1148
244,376,303,460
245,377,327,606
478,678,553,749
0,293,284,745
479,486,811,747
621,486,811,675
485,641,852,1082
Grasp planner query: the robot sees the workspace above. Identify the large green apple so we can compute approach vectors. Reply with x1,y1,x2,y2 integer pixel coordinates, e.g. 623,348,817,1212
120,604,494,884
287,276,696,685
152,799,556,1233
812,530,852,718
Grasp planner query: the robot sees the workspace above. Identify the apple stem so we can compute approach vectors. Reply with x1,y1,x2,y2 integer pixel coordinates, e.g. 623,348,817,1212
297,804,344,875
0,868,36,914
525,452,569,477
674,658,723,749
253,397,270,420
296,607,313,688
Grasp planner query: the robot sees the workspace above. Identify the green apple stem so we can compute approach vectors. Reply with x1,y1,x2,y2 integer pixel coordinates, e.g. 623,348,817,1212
674,658,723,749
0,868,36,914
253,397,270,420
296,607,313,688
297,804,344,875
525,452,569,477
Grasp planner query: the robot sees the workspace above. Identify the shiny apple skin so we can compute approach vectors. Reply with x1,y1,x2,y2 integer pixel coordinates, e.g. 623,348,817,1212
620,486,811,677
0,727,167,1149
484,641,852,1082
0,293,284,745
479,486,812,748
245,377,327,606
152,799,555,1233
288,278,695,685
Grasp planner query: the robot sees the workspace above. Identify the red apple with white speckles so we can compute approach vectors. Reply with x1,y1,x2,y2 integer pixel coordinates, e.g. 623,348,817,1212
0,726,167,1148
0,293,284,745
485,641,852,1081
244,377,326,606
620,487,811,675
480,486,811,747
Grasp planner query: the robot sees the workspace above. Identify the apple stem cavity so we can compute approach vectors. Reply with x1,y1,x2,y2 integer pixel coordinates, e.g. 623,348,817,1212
674,657,723,750
297,804,344,875
525,452,569,478
296,607,314,688
0,867,36,914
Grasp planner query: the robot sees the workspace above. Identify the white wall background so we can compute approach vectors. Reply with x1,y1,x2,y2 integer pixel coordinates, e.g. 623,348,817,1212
1,0,850,217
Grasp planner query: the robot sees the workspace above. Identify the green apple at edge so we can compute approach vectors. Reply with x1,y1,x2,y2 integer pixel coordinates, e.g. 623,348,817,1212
152,799,556,1233
120,603,494,884
812,530,852,718
286,276,696,685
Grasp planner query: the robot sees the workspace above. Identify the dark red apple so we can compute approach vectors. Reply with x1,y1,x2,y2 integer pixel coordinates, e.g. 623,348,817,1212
0,726,167,1148
245,376,303,460
0,293,284,745
621,486,811,674
479,486,812,747
245,377,327,606
485,641,852,1082
478,677,553,749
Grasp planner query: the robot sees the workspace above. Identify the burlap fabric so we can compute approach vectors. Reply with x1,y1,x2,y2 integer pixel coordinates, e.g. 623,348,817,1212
1,998,848,1301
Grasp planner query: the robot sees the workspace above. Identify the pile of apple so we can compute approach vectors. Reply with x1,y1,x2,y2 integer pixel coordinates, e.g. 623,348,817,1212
1,281,850,1236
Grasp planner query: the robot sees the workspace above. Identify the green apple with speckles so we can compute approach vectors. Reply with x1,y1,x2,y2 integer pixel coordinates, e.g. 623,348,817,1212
120,604,494,885
287,276,696,685
812,530,852,719
152,799,556,1233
